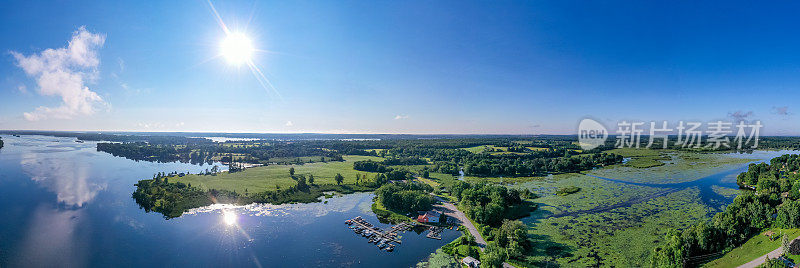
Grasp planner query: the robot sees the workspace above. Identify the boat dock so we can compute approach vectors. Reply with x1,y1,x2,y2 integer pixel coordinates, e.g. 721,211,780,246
345,216,417,252
425,226,443,240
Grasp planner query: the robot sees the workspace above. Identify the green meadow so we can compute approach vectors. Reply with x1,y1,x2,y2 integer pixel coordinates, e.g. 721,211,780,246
462,144,499,153
173,155,383,193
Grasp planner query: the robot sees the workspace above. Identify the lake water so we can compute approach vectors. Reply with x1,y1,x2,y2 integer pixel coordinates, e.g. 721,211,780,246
0,135,457,267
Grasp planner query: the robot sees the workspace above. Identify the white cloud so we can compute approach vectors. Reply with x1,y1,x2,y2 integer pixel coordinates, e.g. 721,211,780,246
176,122,185,127
136,122,163,129
773,106,790,116
17,84,27,93
285,121,294,126
727,110,754,123
394,114,409,120
11,26,107,121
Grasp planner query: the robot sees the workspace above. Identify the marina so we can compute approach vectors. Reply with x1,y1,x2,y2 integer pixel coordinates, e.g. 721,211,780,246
345,216,416,252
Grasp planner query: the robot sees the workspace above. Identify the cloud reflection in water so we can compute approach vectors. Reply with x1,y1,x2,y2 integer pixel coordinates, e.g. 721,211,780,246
20,151,106,207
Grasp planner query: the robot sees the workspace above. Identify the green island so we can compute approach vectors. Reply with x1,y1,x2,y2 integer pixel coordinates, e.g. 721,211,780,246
93,133,800,267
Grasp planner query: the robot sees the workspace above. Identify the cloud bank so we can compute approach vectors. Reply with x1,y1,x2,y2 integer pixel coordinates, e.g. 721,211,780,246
11,26,107,121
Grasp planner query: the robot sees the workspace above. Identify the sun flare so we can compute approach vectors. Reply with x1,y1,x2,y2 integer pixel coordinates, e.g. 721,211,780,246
220,32,254,65
223,210,238,226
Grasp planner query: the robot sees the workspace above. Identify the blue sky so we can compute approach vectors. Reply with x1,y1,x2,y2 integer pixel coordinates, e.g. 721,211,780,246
0,1,798,134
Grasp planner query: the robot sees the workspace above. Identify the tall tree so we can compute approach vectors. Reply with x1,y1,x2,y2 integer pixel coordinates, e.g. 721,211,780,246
335,173,344,185
783,233,791,256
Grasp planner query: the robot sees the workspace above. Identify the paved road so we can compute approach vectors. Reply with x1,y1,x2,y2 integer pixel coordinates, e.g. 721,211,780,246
432,196,515,268
433,198,486,249
738,235,800,268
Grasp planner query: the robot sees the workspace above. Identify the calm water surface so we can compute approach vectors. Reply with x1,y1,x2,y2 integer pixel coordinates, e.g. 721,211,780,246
0,135,456,267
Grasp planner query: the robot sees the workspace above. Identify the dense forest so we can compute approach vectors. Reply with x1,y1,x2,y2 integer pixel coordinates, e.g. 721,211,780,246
353,160,391,172
450,182,534,226
374,182,436,213
651,154,800,267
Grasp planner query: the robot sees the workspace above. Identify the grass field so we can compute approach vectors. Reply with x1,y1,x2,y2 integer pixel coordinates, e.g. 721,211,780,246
703,229,800,268
417,177,440,187
461,145,497,153
268,156,327,163
526,146,550,151
173,155,383,193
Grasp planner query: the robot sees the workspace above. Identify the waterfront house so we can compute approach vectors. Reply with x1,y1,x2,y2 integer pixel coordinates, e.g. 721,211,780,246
462,256,480,267
417,211,441,223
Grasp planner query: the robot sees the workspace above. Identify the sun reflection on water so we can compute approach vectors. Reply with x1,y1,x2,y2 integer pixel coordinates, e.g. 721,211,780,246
223,210,238,226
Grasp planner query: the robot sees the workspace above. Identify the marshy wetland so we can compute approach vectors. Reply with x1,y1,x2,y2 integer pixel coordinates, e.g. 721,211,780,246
514,149,795,267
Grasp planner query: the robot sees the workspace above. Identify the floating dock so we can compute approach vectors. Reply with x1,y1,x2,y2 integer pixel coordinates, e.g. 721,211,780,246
345,216,416,251
425,226,443,240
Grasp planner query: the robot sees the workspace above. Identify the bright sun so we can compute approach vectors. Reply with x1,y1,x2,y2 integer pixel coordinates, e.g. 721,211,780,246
220,32,254,65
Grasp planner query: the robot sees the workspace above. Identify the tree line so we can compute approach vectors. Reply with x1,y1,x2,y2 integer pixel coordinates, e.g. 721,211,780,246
96,141,345,165
463,153,623,177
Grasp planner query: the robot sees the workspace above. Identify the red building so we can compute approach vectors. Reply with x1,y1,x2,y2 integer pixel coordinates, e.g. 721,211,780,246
416,211,440,223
